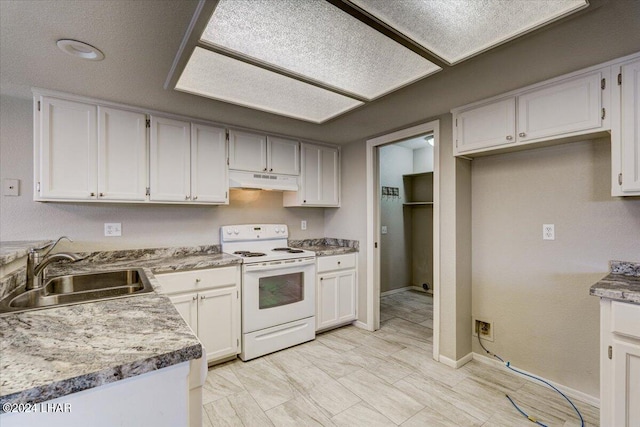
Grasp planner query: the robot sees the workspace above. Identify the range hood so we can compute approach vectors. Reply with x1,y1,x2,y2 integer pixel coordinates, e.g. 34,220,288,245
229,170,299,191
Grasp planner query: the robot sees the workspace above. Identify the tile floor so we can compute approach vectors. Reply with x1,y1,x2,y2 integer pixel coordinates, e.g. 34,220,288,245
202,290,598,426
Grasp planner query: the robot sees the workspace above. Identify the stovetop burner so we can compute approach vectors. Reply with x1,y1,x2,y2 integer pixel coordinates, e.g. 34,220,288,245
233,251,267,258
272,247,304,254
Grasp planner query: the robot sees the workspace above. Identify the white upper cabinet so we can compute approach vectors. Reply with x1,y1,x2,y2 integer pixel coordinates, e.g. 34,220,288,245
517,72,602,142
453,68,610,156
97,107,147,201
620,59,640,194
284,143,340,207
37,97,97,200
150,118,228,204
455,98,516,153
228,130,267,172
267,136,300,175
191,123,228,203
228,130,300,175
149,116,191,202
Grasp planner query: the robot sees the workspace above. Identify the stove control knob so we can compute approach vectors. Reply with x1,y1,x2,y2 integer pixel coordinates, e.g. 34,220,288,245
226,228,232,235
279,226,285,233
233,228,239,235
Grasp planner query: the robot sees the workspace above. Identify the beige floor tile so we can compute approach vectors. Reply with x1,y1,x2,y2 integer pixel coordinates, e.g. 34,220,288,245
203,398,244,427
233,360,299,411
284,365,336,392
331,402,396,427
202,365,245,404
227,391,275,426
338,368,424,424
266,395,336,426
401,407,464,427
266,346,314,374
391,346,467,387
366,358,415,384
306,380,361,417
316,331,360,353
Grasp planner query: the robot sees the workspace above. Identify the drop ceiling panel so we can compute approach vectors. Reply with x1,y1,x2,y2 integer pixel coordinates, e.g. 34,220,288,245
175,47,363,123
349,0,588,64
201,0,441,100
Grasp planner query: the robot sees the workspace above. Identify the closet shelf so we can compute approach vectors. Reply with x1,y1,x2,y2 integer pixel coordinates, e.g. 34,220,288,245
403,202,433,206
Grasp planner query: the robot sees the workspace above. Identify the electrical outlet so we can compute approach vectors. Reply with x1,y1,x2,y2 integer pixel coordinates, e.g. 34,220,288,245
301,220,307,230
543,224,555,240
381,225,388,234
472,317,494,342
104,223,122,237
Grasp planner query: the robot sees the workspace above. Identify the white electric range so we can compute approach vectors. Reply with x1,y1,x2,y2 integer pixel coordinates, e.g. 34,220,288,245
220,224,316,361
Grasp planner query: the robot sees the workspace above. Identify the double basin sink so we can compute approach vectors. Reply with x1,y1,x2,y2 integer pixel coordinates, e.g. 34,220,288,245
0,269,154,315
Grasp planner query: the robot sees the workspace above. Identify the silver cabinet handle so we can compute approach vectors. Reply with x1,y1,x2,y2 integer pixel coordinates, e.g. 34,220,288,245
192,296,197,301
506,135,513,141
200,295,205,300
269,168,273,172
263,168,267,172
519,132,526,137
195,278,201,283
185,195,190,200
193,196,198,201
90,192,95,197
337,261,341,265
99,193,104,197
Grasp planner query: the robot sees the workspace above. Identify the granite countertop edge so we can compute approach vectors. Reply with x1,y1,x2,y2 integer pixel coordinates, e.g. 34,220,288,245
589,260,640,304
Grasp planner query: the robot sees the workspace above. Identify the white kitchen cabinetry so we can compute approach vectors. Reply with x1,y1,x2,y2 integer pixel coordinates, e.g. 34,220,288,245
157,266,241,364
612,58,640,196
284,143,340,207
36,97,98,200
149,117,228,204
454,69,607,156
600,299,640,427
316,253,357,331
35,97,148,201
97,107,147,201
228,130,300,175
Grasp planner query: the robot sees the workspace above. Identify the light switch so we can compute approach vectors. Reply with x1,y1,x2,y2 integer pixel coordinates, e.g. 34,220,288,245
381,225,388,234
3,179,19,196
301,220,307,230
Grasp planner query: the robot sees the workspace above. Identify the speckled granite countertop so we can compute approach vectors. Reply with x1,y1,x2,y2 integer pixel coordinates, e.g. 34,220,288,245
289,238,359,257
0,245,242,408
0,241,51,266
589,261,640,304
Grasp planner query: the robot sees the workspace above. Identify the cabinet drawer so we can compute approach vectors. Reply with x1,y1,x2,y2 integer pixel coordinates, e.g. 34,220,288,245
156,266,238,295
612,301,640,338
317,253,356,273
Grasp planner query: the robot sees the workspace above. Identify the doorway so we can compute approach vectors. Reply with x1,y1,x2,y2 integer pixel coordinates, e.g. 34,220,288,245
366,120,440,360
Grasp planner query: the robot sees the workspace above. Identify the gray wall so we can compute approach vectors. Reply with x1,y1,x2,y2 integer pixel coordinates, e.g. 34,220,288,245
0,95,326,251
471,138,640,398
379,144,413,293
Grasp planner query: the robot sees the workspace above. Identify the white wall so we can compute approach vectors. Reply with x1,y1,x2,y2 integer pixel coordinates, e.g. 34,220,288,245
471,138,640,398
413,145,434,173
379,144,413,292
0,95,325,251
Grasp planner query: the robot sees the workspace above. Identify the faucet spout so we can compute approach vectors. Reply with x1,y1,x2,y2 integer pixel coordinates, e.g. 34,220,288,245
33,253,83,277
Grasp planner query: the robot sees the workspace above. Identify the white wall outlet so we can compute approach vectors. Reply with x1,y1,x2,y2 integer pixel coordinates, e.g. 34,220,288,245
3,179,19,196
301,220,307,230
543,224,555,240
104,223,122,237
381,225,388,234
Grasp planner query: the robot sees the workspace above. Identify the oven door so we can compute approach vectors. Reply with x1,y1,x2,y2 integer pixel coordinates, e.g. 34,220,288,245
242,257,316,333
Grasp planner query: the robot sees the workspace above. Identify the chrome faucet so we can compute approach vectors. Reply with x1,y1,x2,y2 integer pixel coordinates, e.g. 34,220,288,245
26,237,83,290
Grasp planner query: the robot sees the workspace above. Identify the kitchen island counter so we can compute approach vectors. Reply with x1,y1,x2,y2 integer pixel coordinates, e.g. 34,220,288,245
289,238,359,257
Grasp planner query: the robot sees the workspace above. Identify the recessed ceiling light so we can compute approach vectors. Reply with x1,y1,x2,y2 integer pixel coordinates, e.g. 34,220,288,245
56,39,104,61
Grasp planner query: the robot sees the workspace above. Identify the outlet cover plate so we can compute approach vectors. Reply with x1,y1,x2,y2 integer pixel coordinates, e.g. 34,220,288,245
301,220,307,230
543,224,555,240
104,223,122,237
472,316,494,342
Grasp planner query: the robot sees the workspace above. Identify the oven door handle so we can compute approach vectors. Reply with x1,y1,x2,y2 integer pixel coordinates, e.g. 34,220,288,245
244,257,316,272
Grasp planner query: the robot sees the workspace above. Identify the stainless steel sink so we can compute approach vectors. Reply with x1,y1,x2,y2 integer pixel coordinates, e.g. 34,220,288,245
0,269,154,315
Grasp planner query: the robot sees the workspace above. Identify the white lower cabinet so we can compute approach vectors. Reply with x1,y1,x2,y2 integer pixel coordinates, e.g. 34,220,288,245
316,253,357,331
600,299,640,427
157,266,241,364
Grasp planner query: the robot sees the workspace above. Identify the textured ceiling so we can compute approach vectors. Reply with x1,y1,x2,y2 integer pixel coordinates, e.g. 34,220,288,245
1,0,639,145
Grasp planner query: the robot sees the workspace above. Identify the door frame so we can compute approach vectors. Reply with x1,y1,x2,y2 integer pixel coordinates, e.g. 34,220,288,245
365,120,440,361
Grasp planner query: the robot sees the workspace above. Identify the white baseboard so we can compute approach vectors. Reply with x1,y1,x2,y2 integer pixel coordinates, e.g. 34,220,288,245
439,352,473,369
472,352,600,408
353,320,372,331
380,286,412,297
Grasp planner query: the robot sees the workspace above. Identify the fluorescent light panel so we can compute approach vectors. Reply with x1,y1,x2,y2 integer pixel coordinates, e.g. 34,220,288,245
175,47,363,123
201,0,440,100
349,0,588,64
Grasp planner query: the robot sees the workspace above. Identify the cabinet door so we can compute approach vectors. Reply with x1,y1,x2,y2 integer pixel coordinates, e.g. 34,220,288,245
198,287,240,362
267,136,300,175
149,116,191,202
317,270,356,330
621,60,640,193
169,293,198,333
97,107,147,201
39,97,97,200
301,144,339,206
228,130,266,172
191,123,228,203
518,72,602,142
455,98,516,154
612,339,640,427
